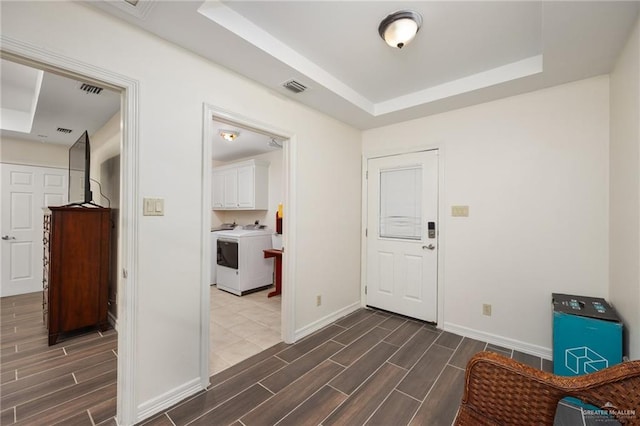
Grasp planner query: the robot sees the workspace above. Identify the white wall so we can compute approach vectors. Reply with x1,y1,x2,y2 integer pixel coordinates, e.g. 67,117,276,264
0,137,68,168
90,112,120,192
214,149,283,231
363,76,610,355
610,16,640,360
1,2,362,422
90,112,121,320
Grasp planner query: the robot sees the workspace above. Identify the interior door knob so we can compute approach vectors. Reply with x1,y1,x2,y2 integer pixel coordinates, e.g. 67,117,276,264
422,244,435,250
2,235,16,240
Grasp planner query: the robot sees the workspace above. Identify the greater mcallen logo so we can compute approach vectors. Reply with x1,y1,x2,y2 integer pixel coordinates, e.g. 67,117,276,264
583,402,637,421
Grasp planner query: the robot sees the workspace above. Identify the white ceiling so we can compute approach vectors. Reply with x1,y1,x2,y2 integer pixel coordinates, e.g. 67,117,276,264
0,60,43,134
89,0,640,130
4,1,638,160
0,57,281,161
0,59,121,146
212,118,283,162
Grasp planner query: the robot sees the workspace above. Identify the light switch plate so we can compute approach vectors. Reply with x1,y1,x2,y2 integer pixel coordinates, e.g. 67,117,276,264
482,304,492,316
451,205,469,217
143,197,164,216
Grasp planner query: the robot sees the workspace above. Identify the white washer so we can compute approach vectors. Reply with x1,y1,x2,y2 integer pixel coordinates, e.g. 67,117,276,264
216,229,273,295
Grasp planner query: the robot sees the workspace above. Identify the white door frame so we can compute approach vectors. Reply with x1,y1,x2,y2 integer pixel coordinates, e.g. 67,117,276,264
1,36,140,425
361,144,446,328
200,104,297,383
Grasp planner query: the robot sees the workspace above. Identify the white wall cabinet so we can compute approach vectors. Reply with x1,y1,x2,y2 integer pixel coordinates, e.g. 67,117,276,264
212,170,225,208
212,160,269,210
223,169,238,208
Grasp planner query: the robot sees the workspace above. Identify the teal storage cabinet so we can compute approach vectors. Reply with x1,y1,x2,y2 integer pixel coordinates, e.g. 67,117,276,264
552,293,623,377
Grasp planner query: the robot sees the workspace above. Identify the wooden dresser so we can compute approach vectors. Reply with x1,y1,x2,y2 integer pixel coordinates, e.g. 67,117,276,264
43,206,111,345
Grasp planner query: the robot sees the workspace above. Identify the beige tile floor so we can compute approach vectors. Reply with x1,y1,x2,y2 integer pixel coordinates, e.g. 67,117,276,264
209,285,282,374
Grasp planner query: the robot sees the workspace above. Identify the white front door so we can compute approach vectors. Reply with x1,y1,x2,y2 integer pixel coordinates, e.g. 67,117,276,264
366,150,439,322
1,164,67,297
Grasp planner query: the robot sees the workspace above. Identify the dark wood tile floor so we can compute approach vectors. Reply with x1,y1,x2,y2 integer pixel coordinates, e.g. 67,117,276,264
1,291,117,425
2,293,608,426
140,308,567,426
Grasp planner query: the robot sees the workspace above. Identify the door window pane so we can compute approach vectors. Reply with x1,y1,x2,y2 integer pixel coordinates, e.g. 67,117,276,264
379,166,422,240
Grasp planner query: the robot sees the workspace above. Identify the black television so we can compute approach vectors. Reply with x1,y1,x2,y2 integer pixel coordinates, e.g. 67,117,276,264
68,130,93,204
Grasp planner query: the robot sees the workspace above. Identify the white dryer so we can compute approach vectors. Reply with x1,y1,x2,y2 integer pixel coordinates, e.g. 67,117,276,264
210,223,237,285
216,228,273,295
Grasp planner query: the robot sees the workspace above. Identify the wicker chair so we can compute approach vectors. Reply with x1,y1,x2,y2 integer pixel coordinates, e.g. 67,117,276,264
454,351,640,425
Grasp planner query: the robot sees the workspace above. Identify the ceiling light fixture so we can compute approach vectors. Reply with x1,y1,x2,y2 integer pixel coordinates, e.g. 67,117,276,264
219,130,239,142
378,10,423,49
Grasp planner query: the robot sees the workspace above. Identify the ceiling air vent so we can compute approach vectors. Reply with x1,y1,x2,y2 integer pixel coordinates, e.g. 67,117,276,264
79,83,104,95
56,127,73,134
282,80,307,94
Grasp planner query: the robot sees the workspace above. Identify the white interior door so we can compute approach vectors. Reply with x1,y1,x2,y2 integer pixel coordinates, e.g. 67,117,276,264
1,164,68,297
366,150,438,322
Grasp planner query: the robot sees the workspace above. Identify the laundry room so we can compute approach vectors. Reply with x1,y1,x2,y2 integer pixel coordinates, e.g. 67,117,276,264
208,116,285,374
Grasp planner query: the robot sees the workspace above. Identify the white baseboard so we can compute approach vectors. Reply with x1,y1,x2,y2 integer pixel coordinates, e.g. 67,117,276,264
136,378,203,423
443,322,552,360
294,301,361,341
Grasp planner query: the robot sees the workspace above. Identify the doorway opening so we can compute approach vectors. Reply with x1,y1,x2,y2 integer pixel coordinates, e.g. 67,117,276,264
204,110,290,375
0,41,139,425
